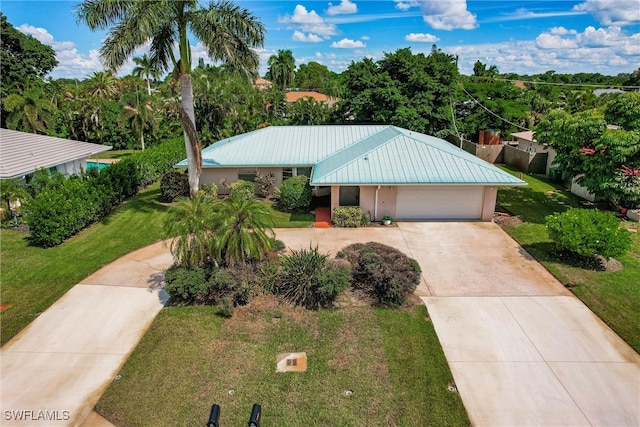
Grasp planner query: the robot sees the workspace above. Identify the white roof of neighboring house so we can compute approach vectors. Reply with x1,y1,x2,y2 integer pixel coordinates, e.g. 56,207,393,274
0,128,112,179
511,131,536,142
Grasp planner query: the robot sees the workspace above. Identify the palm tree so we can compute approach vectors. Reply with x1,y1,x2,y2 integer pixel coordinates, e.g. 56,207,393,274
132,54,160,95
166,195,215,267
75,0,265,197
267,49,295,90
85,70,120,100
121,98,158,151
213,194,274,266
2,85,56,133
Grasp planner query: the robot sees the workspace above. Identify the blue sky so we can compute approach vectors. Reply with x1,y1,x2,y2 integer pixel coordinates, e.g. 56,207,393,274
2,0,639,79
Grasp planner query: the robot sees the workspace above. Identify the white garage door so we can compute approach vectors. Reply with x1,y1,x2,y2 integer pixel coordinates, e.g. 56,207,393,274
396,186,484,220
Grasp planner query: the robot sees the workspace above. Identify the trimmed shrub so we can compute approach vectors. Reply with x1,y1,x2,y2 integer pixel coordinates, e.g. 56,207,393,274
546,208,632,259
337,242,421,307
160,171,189,202
200,183,218,199
228,180,255,200
333,206,364,227
164,265,209,304
276,246,351,309
279,175,312,211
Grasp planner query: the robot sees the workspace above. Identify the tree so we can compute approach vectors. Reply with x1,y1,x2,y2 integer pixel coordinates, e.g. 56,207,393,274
294,61,335,92
166,195,215,267
535,108,640,208
75,0,265,196
3,84,57,133
604,92,640,131
120,95,159,150
266,49,295,90
0,13,58,95
212,194,275,266
85,70,120,100
132,54,161,95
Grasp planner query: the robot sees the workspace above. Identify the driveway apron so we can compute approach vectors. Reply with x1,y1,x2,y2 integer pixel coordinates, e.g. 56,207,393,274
397,222,640,427
0,242,173,427
278,223,640,426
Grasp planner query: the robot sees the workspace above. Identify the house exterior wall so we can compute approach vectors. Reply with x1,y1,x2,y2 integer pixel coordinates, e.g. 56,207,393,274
200,167,282,194
360,186,376,220
504,145,548,175
570,176,605,202
56,159,85,175
481,186,498,221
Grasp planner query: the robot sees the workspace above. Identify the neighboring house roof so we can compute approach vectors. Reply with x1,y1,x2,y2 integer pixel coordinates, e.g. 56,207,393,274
179,125,525,186
594,88,623,96
285,91,337,103
254,77,272,90
0,128,112,179
511,131,536,142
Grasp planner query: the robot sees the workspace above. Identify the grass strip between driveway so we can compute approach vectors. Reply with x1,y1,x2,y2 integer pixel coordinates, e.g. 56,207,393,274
96,301,469,426
497,165,640,352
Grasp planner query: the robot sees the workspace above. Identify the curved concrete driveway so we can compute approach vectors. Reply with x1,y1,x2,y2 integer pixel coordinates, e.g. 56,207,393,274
0,242,173,427
277,222,640,426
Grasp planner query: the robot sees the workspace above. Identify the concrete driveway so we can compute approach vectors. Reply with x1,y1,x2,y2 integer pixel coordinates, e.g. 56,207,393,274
0,242,173,427
276,222,640,426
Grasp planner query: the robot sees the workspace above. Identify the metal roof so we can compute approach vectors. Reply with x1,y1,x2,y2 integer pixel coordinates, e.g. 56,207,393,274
177,125,525,186
0,128,112,179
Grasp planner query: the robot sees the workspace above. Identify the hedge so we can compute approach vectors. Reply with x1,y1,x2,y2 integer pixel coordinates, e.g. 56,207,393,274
26,137,186,247
332,206,364,227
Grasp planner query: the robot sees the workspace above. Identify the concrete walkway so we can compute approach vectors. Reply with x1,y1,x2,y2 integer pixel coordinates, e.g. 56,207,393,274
277,223,640,426
0,242,173,427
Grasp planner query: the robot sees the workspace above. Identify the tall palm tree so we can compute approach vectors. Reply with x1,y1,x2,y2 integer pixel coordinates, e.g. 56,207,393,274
75,0,265,196
132,54,160,95
120,97,158,150
213,194,274,266
267,49,295,90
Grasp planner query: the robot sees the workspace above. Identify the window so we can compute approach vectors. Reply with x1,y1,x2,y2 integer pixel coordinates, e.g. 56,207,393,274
297,167,312,178
283,167,293,181
283,166,312,181
238,168,257,183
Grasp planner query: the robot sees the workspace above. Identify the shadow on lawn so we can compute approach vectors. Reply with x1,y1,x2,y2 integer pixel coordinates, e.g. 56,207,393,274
521,241,606,271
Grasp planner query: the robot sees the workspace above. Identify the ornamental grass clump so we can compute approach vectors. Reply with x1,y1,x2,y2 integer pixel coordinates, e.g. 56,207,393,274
545,208,632,259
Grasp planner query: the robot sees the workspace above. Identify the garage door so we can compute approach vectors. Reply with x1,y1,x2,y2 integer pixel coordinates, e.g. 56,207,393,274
396,186,483,220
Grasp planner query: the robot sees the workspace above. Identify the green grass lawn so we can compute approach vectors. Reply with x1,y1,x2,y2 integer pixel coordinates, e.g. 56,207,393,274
266,202,314,228
0,184,172,345
92,149,138,159
497,165,640,352
96,300,469,426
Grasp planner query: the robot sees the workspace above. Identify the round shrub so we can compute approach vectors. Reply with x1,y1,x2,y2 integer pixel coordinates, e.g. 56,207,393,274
546,208,632,259
228,180,255,200
279,175,312,211
160,171,189,202
200,183,218,199
337,242,421,307
164,265,208,304
276,246,351,309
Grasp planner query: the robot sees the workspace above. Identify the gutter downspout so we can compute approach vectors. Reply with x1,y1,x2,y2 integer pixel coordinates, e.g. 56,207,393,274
374,185,380,221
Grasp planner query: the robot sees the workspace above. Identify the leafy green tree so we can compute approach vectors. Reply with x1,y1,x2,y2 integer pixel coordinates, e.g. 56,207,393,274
288,97,332,125
604,92,640,131
132,54,161,95
76,0,265,197
294,61,335,92
536,109,640,208
266,49,295,90
2,84,57,133
212,194,275,266
0,13,57,95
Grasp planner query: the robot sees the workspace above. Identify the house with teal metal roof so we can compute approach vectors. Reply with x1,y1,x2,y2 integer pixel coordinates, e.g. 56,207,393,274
178,125,525,221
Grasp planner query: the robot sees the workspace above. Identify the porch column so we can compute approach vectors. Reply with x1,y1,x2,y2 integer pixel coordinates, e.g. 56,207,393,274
330,185,340,220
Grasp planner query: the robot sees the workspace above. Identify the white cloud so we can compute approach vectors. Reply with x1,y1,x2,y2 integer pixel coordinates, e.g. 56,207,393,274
405,33,440,43
549,27,578,35
361,35,370,40
292,31,323,43
536,33,579,49
573,0,640,26
578,25,622,47
17,24,102,79
279,4,337,37
392,0,476,30
327,0,357,16
331,38,366,48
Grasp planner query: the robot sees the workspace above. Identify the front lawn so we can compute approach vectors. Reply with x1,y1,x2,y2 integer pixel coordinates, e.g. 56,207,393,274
96,300,469,426
265,201,314,228
0,184,172,345
497,165,640,352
